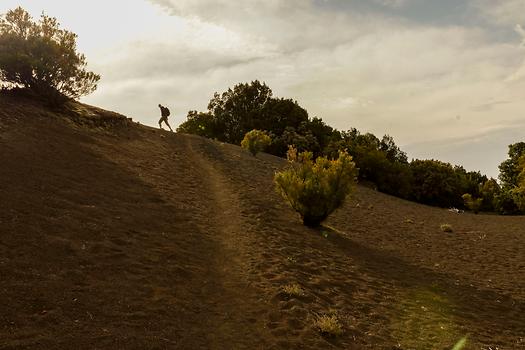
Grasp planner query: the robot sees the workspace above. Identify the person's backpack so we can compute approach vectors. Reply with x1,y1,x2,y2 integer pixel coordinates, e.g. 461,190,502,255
161,106,170,117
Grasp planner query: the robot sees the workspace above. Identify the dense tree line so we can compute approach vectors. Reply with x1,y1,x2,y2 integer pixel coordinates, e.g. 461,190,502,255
178,81,522,214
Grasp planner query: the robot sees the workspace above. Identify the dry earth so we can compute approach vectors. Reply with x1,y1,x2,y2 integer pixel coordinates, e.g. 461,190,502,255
0,94,524,349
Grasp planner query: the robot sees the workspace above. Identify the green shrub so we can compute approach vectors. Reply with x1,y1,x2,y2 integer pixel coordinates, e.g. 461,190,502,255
274,147,357,227
461,193,482,214
241,129,271,156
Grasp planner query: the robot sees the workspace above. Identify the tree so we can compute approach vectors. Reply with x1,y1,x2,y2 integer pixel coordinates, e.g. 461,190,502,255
300,117,336,157
479,178,500,212
510,155,525,212
380,134,408,163
207,80,272,144
0,7,100,101
176,110,216,138
270,126,319,156
178,81,338,159
494,190,521,215
409,159,464,208
331,129,411,198
498,142,525,189
274,147,357,227
495,144,525,214
462,193,482,214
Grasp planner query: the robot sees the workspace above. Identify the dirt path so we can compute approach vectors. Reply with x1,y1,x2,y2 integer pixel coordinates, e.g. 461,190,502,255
180,135,273,349
90,130,278,349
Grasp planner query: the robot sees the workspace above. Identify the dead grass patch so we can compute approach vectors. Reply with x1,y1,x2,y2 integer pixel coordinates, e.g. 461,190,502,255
282,283,305,297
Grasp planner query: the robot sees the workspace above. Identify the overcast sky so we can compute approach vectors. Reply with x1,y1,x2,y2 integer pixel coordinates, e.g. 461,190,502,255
2,0,524,178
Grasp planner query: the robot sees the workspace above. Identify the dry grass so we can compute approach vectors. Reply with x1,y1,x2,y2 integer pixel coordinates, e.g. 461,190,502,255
314,315,343,337
282,283,305,297
440,224,453,233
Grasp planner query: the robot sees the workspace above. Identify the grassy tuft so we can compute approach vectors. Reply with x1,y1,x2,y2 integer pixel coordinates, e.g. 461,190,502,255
314,314,343,337
282,283,305,297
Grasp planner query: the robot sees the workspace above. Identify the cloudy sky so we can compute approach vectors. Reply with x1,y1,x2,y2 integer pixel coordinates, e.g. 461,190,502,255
2,0,524,177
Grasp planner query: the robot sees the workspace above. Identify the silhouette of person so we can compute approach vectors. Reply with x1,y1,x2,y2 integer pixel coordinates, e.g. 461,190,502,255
158,104,173,132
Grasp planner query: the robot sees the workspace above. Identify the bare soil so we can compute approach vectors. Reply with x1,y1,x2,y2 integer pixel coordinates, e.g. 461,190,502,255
1,95,524,349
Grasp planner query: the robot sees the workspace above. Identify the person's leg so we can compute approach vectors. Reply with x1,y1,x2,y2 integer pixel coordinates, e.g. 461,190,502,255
165,119,173,132
158,117,164,129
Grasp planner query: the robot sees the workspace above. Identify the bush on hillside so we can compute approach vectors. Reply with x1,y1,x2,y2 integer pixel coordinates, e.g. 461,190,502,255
461,193,482,214
241,129,271,156
274,147,357,227
0,7,100,103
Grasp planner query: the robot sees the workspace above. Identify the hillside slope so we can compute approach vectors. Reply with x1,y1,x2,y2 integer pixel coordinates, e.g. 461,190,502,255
1,95,524,350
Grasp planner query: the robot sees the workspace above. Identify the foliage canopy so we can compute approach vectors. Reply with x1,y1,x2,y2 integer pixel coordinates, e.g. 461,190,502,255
462,193,482,214
0,7,100,101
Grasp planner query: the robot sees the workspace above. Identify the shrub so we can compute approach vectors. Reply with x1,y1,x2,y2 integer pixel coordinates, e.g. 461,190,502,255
440,224,453,233
274,147,357,227
461,193,482,214
241,129,271,156
314,315,343,337
0,7,100,102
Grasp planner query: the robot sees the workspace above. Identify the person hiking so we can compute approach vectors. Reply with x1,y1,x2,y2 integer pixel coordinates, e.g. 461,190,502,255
158,104,173,132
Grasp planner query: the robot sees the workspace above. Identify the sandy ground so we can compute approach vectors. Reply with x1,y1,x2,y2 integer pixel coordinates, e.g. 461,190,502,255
0,95,524,349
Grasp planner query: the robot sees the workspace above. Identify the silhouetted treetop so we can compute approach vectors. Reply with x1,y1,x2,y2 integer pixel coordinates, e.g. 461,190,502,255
0,7,100,102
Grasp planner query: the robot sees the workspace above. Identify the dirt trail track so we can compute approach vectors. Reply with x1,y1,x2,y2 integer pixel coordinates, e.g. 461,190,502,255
87,129,277,349
1,96,524,350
